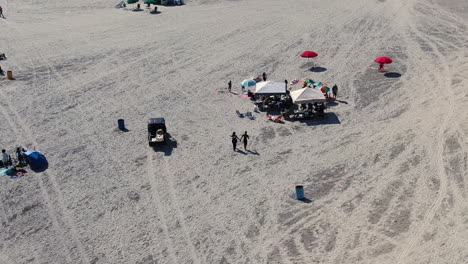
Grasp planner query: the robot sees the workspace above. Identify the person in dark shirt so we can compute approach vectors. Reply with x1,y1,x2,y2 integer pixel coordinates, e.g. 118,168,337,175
240,131,250,151
332,84,338,99
231,132,240,151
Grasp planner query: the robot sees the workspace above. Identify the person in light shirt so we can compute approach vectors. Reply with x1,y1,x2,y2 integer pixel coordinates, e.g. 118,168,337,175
1,149,9,167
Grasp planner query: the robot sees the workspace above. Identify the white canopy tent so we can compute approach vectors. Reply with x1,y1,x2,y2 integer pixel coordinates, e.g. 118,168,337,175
290,87,326,104
254,81,287,95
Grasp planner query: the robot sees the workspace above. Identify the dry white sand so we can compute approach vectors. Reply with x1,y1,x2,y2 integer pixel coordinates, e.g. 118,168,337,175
0,0,467,263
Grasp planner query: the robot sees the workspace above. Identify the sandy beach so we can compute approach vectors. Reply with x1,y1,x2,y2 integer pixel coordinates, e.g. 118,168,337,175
0,0,467,263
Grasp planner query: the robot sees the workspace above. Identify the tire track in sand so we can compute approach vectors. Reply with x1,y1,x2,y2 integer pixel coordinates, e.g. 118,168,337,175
0,96,75,264
396,3,457,262
1,7,90,263
146,149,202,264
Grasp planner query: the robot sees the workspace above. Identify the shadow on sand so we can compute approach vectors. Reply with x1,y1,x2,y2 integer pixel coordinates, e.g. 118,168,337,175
117,127,130,132
151,133,177,156
236,149,260,155
326,100,349,107
299,112,341,126
299,198,312,203
288,195,312,203
310,67,327,72
384,72,402,78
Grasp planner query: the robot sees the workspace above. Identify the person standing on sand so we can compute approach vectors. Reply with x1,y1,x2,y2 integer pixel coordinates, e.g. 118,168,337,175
1,149,9,167
332,84,338,99
240,131,249,151
231,132,240,151
228,80,232,93
262,72,267,81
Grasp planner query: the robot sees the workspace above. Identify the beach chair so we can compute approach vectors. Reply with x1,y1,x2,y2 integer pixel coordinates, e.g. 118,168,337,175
246,112,255,120
236,110,244,118
267,115,283,123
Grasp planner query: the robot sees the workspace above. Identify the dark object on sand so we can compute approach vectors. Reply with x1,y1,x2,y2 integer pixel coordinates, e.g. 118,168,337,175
295,185,305,200
118,119,126,131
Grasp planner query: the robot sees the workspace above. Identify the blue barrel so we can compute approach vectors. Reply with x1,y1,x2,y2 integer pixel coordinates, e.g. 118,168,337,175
117,119,125,130
295,185,305,200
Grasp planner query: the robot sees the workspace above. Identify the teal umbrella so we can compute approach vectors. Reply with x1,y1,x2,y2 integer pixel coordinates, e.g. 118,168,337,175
300,78,314,84
241,80,256,87
128,0,138,4
314,81,323,87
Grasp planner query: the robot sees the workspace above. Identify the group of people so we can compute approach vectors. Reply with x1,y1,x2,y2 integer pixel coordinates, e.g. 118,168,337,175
230,131,250,151
0,148,26,168
297,102,326,116
301,82,339,99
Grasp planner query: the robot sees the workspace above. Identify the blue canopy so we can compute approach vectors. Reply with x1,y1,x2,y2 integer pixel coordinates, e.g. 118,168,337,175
24,150,48,173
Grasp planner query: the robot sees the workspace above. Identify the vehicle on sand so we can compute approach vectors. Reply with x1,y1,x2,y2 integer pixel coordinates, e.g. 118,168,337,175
148,118,167,147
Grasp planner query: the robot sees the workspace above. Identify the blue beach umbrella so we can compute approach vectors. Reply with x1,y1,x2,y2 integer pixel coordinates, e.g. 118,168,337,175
24,150,48,173
241,79,256,87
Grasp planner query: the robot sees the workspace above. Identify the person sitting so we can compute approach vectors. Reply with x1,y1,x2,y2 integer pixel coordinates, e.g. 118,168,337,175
0,66,4,75
313,103,319,111
0,53,6,60
317,103,325,116
247,89,253,98
155,129,164,142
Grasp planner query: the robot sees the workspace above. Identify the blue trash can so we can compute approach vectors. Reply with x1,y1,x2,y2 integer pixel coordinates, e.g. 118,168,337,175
295,185,305,200
118,119,125,130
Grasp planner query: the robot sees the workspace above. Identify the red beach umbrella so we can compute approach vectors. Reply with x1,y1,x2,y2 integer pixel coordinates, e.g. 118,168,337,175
300,51,318,68
375,56,393,71
300,51,318,58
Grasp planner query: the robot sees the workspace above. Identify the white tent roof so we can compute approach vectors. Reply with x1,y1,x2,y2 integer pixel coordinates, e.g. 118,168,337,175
254,81,287,94
290,87,326,104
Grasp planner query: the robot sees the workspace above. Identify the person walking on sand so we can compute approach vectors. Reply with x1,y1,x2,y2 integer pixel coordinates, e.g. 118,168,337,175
228,80,232,93
332,84,338,99
0,6,5,19
240,131,250,151
231,132,240,151
262,72,267,81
